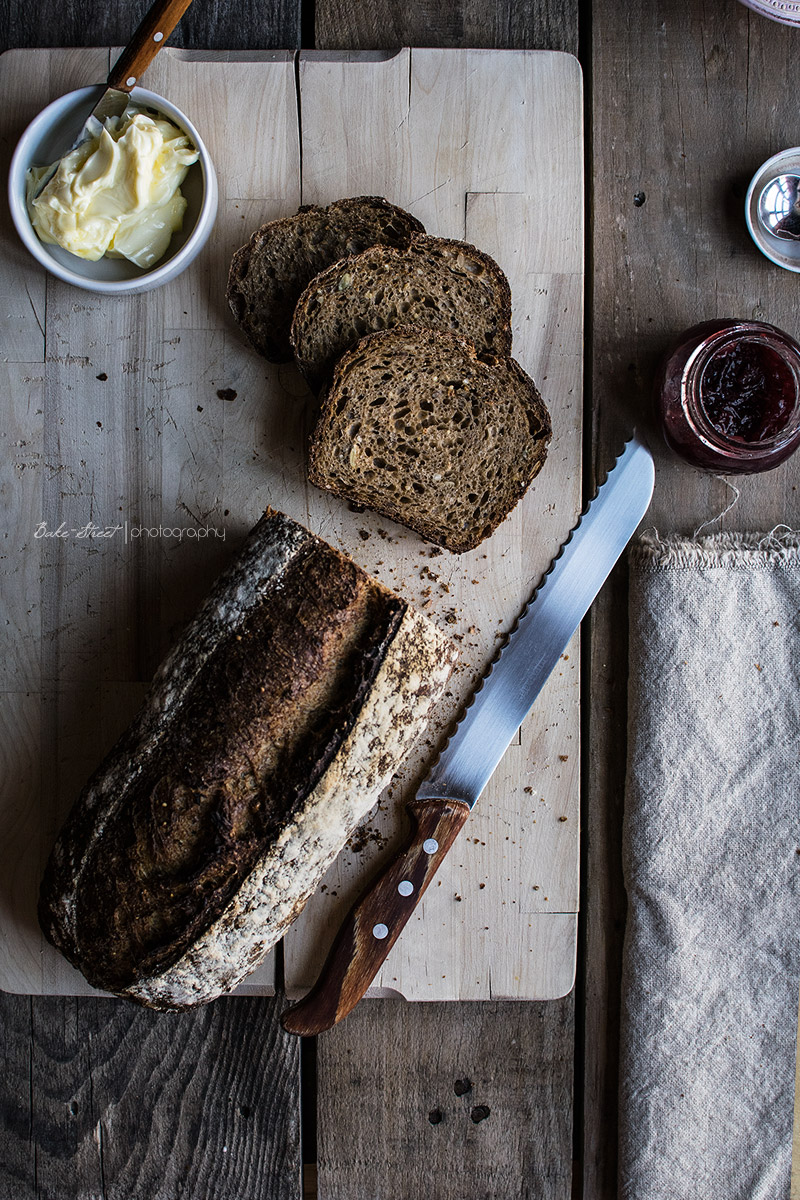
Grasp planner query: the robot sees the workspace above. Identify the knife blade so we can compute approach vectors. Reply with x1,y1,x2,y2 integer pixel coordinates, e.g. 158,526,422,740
33,0,194,197
281,434,655,1036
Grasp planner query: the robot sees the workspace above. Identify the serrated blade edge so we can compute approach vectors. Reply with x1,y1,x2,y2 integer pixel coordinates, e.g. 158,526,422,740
417,434,655,807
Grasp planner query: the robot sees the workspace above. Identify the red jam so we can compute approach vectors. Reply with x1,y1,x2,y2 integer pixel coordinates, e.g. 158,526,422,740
655,320,800,473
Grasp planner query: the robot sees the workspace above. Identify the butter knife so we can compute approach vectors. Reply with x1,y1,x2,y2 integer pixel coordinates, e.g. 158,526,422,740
281,434,655,1036
34,0,194,196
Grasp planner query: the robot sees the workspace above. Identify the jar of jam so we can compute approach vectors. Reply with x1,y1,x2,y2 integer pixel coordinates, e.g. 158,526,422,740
655,319,800,473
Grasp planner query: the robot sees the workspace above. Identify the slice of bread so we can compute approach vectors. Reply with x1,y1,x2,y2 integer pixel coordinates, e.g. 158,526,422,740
291,236,513,391
226,197,425,362
308,327,552,554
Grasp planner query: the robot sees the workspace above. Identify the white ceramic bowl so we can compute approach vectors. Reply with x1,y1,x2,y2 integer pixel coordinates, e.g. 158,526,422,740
8,85,218,294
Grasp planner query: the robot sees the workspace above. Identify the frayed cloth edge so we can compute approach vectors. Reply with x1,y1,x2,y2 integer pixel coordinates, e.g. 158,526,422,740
630,527,800,570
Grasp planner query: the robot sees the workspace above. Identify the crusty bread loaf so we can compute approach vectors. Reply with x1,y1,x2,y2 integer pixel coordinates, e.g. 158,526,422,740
38,509,456,1010
290,236,512,391
307,327,552,554
226,197,425,362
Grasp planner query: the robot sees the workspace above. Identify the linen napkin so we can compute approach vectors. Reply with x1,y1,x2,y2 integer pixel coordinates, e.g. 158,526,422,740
619,531,800,1200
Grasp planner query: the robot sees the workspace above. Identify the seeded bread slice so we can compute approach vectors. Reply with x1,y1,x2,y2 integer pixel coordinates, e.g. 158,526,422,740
291,236,513,391
38,509,456,1010
226,197,425,362
308,327,552,554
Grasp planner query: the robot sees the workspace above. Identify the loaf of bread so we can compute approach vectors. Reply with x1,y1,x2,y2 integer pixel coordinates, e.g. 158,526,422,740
307,327,552,553
290,236,512,391
226,197,425,362
38,510,456,1010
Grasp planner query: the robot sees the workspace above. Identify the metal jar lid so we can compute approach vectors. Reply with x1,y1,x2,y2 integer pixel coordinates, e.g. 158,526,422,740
745,148,800,274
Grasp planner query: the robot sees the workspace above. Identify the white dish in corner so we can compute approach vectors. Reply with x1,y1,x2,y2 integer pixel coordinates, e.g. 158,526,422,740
8,85,218,295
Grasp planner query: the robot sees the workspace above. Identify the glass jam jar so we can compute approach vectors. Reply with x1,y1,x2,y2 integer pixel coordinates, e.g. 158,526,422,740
655,319,800,473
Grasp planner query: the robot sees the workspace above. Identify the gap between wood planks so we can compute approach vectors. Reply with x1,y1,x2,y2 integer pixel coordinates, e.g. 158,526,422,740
574,0,597,1193
276,933,318,1195
294,17,320,1194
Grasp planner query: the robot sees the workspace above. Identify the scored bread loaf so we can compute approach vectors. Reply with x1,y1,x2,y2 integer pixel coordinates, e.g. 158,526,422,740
226,197,425,362
307,327,552,554
291,236,512,391
38,509,456,1010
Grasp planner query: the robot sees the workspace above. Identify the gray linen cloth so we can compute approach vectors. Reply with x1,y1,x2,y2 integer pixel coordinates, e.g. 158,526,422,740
619,531,800,1200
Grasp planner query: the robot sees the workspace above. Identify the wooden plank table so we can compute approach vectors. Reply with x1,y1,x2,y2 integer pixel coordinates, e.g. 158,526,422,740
1,1,799,1198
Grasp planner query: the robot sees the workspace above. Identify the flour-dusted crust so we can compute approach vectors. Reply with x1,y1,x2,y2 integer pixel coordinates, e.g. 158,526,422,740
38,510,456,1009
38,512,310,957
124,607,453,1009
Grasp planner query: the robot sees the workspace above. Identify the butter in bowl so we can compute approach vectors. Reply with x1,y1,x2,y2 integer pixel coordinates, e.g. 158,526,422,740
8,85,217,294
27,105,199,269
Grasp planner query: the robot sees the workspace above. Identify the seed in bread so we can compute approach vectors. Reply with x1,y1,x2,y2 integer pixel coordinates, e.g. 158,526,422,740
226,197,425,362
291,235,512,391
37,509,456,1010
307,327,552,554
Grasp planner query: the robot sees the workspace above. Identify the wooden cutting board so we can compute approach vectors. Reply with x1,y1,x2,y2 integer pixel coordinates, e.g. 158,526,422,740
0,46,583,1002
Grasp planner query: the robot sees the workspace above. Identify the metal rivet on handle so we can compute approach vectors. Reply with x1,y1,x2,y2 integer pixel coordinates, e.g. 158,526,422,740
372,923,389,940
423,838,439,854
397,880,414,897
126,76,137,87
153,31,164,41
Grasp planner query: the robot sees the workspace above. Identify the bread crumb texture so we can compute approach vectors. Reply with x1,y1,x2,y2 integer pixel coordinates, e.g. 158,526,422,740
226,197,425,362
308,327,551,553
291,235,512,390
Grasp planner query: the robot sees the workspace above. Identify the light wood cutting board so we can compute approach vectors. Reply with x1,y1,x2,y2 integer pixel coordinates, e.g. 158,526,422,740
0,46,583,1003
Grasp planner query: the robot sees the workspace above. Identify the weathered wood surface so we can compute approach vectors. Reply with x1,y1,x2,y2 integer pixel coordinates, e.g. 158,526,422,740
0,45,583,1006
0,6,305,1199
1,2,582,1197
0,31,302,1195
316,998,574,1200
0,0,302,54
9,1,797,1199
588,2,800,1197
284,46,584,1005
0,994,301,1200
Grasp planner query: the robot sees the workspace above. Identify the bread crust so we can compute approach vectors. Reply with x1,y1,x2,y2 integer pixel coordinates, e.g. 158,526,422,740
226,197,425,362
121,606,452,1009
290,235,513,390
38,509,456,1009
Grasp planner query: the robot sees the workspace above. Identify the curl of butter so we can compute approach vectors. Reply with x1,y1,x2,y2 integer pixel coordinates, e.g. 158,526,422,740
26,107,199,269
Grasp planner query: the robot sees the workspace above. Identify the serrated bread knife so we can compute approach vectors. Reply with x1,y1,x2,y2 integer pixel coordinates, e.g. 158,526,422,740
281,435,655,1036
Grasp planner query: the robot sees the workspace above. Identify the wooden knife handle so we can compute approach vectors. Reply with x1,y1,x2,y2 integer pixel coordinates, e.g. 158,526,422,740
107,0,195,92
281,797,470,1037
